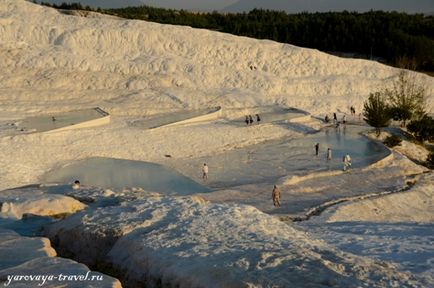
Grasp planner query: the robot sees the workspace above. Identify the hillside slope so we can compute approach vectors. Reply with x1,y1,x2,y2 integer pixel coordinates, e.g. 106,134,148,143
1,0,433,116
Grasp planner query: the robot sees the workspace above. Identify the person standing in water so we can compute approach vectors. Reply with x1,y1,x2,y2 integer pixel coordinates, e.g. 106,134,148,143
249,115,254,125
315,143,319,157
202,163,209,181
245,116,249,125
343,154,352,171
272,185,281,207
327,148,332,161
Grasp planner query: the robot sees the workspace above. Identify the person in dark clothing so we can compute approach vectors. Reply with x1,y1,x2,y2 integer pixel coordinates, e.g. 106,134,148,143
333,113,337,123
249,115,254,124
245,116,249,125
256,114,261,123
315,143,319,156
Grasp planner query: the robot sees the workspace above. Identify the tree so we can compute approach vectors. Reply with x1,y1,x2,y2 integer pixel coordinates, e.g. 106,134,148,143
426,152,434,169
407,115,434,142
363,92,391,136
386,71,426,126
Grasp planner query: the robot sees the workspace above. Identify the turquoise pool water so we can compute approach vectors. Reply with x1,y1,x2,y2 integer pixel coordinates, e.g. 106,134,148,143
41,126,389,192
163,125,390,188
42,157,210,196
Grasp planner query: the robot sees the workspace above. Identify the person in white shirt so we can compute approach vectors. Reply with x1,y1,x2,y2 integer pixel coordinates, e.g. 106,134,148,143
327,148,332,161
343,154,352,171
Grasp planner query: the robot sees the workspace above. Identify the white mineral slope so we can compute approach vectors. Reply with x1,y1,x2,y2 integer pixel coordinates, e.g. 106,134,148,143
0,185,86,219
301,172,434,286
1,0,433,117
319,171,434,223
46,196,420,287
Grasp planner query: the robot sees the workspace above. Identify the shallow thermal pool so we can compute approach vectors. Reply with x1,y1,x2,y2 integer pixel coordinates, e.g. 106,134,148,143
163,125,391,188
42,125,389,194
16,108,108,133
42,157,210,196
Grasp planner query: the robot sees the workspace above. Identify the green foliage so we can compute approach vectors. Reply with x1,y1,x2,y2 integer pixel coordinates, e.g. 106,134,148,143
426,152,434,169
386,71,426,126
36,2,434,71
363,92,391,136
407,115,434,142
383,135,402,147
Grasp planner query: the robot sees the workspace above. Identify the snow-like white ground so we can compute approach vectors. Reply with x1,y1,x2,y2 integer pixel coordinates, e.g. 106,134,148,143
302,172,434,286
0,185,86,219
1,0,434,287
45,195,419,287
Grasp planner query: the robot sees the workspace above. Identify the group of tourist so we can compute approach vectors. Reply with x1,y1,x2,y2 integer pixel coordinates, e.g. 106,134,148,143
315,142,351,168
245,114,261,125
270,143,353,207
200,142,352,209
324,112,348,127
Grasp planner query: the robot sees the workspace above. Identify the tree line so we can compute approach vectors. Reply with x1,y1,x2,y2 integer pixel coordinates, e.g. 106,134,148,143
36,2,434,72
363,71,434,168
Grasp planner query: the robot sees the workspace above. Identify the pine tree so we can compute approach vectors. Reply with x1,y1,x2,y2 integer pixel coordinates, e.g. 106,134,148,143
363,92,391,136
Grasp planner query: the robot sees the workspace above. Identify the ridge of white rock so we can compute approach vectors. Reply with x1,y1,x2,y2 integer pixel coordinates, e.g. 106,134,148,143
321,172,434,223
0,228,122,288
0,186,86,219
46,196,419,287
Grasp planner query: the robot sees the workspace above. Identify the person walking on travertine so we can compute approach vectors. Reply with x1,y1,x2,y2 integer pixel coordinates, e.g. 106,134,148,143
202,163,209,181
256,114,261,124
327,148,332,161
272,185,281,207
249,115,254,125
343,154,352,171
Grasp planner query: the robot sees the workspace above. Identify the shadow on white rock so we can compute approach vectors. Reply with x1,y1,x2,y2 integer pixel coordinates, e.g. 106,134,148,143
46,196,418,287
0,228,121,288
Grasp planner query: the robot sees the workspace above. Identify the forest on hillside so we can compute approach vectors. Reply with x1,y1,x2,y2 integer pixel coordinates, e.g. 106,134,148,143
38,2,434,72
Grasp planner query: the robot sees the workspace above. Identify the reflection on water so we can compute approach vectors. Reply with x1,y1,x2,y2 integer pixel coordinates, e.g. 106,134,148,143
166,125,390,188
42,126,389,193
42,158,210,196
